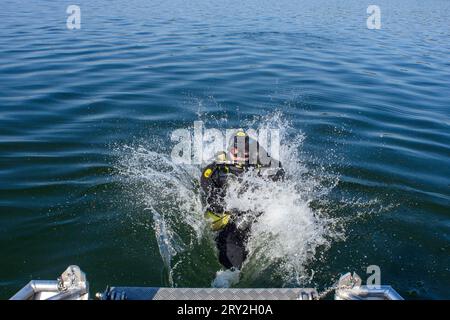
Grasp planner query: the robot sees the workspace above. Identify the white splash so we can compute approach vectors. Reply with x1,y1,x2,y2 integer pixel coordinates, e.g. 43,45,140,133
116,145,205,286
116,111,343,287
212,268,241,288
223,112,340,285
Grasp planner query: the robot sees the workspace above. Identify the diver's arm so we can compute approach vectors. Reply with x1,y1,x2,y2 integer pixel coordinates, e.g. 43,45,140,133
200,163,227,213
257,159,285,181
256,144,285,181
271,163,285,181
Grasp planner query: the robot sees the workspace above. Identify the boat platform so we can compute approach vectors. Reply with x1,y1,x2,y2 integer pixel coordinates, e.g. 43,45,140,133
9,265,403,300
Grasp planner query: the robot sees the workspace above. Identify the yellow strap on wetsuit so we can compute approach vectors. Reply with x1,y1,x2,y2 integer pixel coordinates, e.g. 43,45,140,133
205,211,230,231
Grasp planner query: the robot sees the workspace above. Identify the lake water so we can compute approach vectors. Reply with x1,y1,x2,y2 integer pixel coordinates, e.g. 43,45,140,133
0,0,449,299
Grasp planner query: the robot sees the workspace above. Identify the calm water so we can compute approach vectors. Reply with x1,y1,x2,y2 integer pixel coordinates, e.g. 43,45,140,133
0,0,449,299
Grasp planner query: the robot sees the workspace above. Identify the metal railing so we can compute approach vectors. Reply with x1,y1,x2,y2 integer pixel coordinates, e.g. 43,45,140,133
10,265,89,300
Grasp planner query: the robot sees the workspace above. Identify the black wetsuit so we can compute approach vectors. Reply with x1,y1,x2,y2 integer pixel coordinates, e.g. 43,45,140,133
200,160,284,269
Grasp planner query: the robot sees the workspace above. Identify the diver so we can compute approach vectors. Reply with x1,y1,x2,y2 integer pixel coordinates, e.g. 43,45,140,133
200,130,285,270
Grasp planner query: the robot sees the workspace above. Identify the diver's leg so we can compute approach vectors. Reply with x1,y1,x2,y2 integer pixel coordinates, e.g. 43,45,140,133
216,223,249,269
216,225,234,269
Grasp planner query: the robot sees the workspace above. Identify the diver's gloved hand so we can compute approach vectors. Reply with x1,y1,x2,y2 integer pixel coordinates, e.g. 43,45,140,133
257,166,285,181
232,210,263,231
271,167,285,181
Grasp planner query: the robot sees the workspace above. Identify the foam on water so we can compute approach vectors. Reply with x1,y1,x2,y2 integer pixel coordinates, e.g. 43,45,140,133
212,268,241,288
